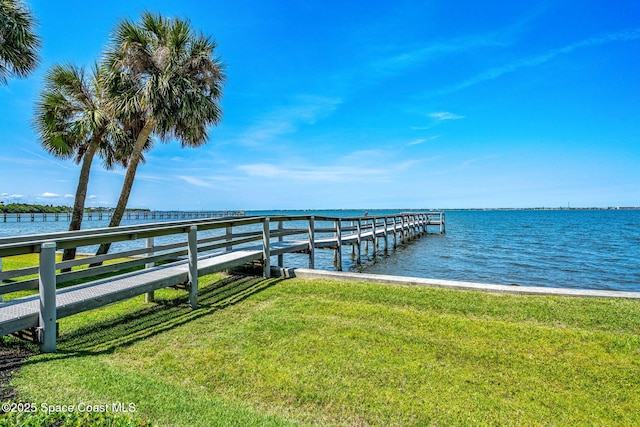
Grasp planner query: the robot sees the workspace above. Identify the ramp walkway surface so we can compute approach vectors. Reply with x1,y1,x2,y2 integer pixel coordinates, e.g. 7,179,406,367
0,241,307,337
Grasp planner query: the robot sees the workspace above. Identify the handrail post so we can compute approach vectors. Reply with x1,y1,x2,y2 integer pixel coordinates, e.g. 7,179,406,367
372,218,377,257
392,216,397,248
188,226,198,309
441,212,446,234
350,221,355,257
356,218,362,265
39,241,57,353
335,219,343,271
308,216,315,269
383,217,389,252
145,237,155,303
277,220,284,267
263,217,271,278
411,214,416,239
225,225,232,251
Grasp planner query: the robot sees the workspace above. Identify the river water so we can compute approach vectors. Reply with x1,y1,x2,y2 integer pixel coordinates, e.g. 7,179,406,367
1,209,638,292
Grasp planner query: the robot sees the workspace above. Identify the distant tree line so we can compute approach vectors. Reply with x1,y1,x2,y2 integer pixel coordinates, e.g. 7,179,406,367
0,203,71,213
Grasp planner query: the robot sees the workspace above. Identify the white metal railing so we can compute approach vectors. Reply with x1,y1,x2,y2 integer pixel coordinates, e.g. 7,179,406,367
0,212,444,352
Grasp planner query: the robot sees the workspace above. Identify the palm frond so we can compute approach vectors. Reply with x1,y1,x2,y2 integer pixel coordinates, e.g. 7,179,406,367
0,0,41,83
102,11,225,147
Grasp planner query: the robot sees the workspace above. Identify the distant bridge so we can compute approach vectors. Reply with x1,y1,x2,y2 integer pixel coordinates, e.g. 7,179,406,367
1,210,245,223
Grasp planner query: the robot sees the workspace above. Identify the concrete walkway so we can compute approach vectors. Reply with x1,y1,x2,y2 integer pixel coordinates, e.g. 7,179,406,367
285,268,640,299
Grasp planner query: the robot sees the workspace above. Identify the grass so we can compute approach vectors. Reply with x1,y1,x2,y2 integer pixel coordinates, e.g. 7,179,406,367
2,254,640,426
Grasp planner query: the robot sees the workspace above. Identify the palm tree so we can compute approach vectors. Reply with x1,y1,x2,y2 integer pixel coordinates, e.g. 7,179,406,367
0,0,40,84
94,12,224,256
34,63,128,264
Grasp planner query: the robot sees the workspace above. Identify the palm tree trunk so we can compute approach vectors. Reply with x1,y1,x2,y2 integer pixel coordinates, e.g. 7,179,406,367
94,120,155,259
61,135,101,271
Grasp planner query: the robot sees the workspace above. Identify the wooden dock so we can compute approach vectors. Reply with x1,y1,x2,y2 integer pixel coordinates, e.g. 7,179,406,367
0,212,444,352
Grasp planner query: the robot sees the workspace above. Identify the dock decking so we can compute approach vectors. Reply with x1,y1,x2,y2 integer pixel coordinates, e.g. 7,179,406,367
0,213,443,352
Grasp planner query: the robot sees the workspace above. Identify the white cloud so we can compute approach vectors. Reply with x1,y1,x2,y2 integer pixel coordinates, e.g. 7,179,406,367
64,194,74,198
3,194,24,199
429,112,465,121
237,164,282,178
408,136,439,146
177,175,213,188
88,195,97,199
41,192,59,197
408,138,427,146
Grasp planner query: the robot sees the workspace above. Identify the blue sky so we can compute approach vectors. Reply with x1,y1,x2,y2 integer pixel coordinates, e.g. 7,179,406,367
1,0,639,210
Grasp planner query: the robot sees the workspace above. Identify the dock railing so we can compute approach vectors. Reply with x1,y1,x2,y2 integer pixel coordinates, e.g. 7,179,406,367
0,212,444,351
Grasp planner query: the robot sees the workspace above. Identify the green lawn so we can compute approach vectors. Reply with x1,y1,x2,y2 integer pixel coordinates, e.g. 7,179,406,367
2,269,640,426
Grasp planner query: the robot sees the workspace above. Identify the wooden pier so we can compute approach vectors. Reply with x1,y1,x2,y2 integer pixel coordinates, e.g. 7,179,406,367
0,212,444,352
0,210,245,223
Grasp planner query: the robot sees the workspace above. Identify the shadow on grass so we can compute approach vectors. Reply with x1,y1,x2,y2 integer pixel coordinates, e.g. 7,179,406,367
20,274,283,361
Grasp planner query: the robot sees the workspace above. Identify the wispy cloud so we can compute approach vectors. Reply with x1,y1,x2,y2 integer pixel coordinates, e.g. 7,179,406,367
411,112,465,131
428,27,640,97
433,155,500,175
40,192,59,197
361,10,540,85
237,148,428,183
408,135,439,146
408,138,427,146
429,112,465,121
235,95,342,146
1,193,24,200
18,148,73,170
177,175,213,188
370,34,510,80
237,163,386,182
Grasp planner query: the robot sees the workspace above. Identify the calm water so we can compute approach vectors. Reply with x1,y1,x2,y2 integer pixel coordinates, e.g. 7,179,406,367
1,209,638,292
359,210,640,292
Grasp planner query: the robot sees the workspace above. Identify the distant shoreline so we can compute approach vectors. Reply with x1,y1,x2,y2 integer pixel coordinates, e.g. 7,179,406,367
436,206,640,211
2,203,638,214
